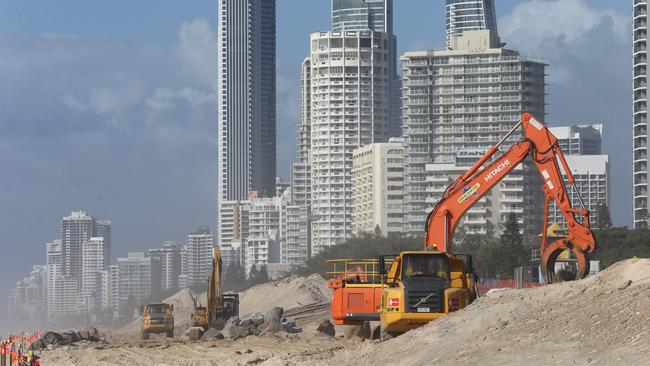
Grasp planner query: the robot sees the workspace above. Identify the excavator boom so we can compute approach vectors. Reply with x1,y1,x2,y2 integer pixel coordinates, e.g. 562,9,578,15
424,112,595,282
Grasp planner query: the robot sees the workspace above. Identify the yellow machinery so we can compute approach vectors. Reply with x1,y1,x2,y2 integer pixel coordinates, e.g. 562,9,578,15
192,246,239,329
378,251,477,336
141,303,174,339
329,252,476,337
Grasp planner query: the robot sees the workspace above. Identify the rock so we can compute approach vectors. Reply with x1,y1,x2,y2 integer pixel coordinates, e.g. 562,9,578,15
344,321,371,339
88,328,101,342
281,317,302,333
184,327,205,341
262,307,284,334
201,328,224,340
316,320,336,337
40,331,63,346
248,312,265,326
29,340,45,351
79,329,90,340
226,316,241,327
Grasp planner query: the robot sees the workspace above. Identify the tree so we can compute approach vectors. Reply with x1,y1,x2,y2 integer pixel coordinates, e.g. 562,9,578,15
595,203,613,230
258,265,270,284
495,212,527,279
247,265,260,286
224,261,247,292
374,225,383,237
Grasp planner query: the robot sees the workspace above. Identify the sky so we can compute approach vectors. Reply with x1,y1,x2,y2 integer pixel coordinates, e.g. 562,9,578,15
0,0,632,326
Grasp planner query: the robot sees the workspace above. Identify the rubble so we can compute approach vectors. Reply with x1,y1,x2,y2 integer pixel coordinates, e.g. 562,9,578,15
30,328,101,350
315,320,336,337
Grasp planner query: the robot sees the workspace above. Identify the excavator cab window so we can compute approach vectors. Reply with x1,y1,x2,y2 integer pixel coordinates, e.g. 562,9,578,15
402,254,449,280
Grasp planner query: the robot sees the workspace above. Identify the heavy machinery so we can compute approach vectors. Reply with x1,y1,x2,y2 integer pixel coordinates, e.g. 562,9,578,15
329,112,596,336
141,303,174,339
192,246,239,330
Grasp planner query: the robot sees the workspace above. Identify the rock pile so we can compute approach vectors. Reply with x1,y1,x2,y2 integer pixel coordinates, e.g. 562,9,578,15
30,328,101,350
192,307,303,341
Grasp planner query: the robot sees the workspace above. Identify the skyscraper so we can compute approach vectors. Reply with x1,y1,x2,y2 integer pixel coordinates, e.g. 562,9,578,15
633,0,648,227
217,0,277,216
305,31,393,253
186,227,215,286
332,0,393,33
60,211,94,283
445,0,498,49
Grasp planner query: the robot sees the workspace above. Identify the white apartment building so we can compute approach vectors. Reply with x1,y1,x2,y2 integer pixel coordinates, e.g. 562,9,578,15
401,30,546,238
634,0,648,227
99,264,119,314
218,200,250,266
245,197,282,273
305,30,392,254
352,138,405,236
117,252,152,314
549,124,603,155
81,237,106,312
46,239,63,322
186,227,215,287
8,266,47,327
550,155,610,230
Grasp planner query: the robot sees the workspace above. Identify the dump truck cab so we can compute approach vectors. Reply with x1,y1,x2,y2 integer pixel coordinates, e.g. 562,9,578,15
141,303,174,339
379,251,476,335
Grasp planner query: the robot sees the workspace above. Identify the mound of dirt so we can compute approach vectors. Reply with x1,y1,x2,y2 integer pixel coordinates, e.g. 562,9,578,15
239,274,330,316
313,258,650,366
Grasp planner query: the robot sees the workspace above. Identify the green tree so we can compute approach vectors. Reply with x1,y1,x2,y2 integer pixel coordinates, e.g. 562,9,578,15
495,212,527,279
374,225,383,238
258,264,270,284
595,203,613,230
248,265,260,286
224,261,247,292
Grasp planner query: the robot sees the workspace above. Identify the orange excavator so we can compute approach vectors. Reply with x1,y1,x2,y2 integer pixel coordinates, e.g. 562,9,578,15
329,112,596,336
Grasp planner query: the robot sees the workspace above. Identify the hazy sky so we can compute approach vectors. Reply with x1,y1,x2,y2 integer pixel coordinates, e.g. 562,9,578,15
0,0,632,323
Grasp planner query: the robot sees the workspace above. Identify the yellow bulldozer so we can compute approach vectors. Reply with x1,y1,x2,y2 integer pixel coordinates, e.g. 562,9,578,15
192,246,239,331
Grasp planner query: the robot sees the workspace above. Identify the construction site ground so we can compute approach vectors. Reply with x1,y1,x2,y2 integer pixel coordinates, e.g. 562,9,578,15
40,259,650,365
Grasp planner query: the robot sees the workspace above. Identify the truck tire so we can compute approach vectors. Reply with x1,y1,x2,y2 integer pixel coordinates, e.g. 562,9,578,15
167,330,174,338
142,332,149,340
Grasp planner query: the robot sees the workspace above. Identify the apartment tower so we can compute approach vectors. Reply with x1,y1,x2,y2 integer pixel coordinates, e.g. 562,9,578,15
634,0,648,227
445,0,498,49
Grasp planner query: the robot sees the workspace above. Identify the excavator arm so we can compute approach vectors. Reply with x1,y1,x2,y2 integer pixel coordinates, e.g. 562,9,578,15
424,112,596,283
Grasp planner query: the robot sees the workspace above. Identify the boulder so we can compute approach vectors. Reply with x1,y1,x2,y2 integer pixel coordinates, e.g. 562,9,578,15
344,321,371,339
40,331,63,346
184,327,205,341
78,329,90,340
262,307,284,334
316,320,336,337
281,317,302,334
248,312,265,326
88,328,101,342
200,328,224,340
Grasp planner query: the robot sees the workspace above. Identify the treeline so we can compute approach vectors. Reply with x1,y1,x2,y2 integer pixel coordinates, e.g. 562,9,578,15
294,208,650,281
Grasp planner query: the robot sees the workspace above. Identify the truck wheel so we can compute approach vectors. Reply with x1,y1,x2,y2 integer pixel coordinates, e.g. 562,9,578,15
142,332,149,340
167,330,174,338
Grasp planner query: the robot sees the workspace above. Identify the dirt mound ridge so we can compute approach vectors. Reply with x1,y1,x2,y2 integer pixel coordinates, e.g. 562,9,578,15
118,288,198,334
239,274,329,316
313,258,650,366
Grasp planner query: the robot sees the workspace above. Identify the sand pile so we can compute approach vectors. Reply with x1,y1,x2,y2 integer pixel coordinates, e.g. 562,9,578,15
305,258,650,366
239,274,330,316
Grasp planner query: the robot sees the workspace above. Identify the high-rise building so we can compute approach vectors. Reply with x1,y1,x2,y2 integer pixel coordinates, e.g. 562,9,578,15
549,124,603,155
633,0,648,228
401,30,546,238
217,0,277,218
186,227,215,286
549,155,610,230
60,211,95,284
332,0,393,34
352,138,405,236
81,237,106,312
8,266,47,327
218,200,250,266
305,30,393,253
246,197,282,273
59,211,111,286
445,0,498,49
149,241,182,291
99,264,119,315
117,253,152,315
46,240,63,322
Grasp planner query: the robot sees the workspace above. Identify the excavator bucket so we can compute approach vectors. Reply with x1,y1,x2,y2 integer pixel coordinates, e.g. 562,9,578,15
540,239,590,283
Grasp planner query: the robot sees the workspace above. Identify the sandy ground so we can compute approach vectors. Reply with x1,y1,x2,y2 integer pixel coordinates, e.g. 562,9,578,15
40,259,650,365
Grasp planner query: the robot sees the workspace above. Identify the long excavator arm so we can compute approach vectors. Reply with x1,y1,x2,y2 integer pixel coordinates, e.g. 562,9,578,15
424,112,596,283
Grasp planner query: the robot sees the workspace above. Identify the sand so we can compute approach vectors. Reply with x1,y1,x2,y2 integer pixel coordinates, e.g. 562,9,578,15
40,259,650,366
